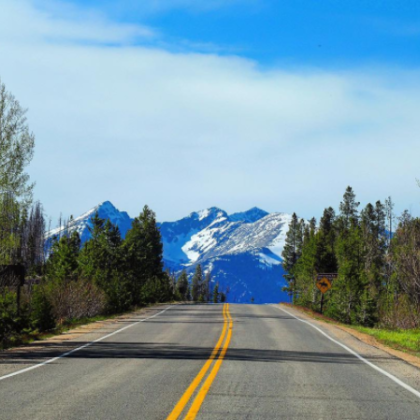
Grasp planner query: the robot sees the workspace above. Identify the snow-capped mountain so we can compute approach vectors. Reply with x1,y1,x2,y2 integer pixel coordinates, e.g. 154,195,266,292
160,208,292,303
47,202,293,303
47,201,133,243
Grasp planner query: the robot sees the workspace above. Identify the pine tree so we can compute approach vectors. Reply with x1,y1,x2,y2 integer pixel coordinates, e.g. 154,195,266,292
309,217,317,236
47,230,81,282
124,205,165,305
338,186,360,230
176,270,189,300
332,220,364,324
213,282,219,303
292,224,318,308
282,213,304,299
191,264,203,301
23,201,45,273
79,213,130,312
203,271,211,301
316,207,337,273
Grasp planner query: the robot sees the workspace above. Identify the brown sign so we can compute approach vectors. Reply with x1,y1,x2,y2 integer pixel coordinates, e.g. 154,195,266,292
316,273,338,282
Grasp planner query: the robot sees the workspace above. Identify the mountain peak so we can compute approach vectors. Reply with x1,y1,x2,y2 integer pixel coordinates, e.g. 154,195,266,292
47,200,132,242
97,200,115,209
190,207,227,221
229,207,269,223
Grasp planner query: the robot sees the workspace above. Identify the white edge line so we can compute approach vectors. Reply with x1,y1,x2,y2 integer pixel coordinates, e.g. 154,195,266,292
274,305,420,400
0,305,172,382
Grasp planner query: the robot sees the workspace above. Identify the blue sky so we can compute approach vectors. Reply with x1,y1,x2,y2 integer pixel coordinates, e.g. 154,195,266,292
41,0,420,66
1,0,419,222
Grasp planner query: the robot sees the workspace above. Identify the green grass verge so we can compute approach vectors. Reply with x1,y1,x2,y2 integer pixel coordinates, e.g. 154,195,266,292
283,303,420,356
351,326,420,354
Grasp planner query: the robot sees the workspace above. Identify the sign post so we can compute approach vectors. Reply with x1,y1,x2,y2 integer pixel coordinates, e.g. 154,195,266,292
316,273,337,314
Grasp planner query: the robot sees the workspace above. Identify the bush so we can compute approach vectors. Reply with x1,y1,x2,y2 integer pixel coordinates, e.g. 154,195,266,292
47,278,106,324
31,284,55,331
0,289,20,347
378,294,420,329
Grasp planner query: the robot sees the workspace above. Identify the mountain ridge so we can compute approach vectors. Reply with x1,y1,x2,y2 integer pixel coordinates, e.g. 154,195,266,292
47,202,292,303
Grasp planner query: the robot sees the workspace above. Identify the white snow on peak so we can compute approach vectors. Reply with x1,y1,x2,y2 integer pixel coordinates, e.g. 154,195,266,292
258,251,282,267
163,209,294,267
46,201,132,241
264,213,293,259
197,208,211,221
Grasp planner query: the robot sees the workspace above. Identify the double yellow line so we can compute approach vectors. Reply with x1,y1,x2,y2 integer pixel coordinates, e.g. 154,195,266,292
166,303,233,420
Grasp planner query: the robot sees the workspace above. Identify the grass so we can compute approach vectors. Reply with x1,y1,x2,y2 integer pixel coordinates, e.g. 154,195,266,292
352,326,420,354
283,303,420,356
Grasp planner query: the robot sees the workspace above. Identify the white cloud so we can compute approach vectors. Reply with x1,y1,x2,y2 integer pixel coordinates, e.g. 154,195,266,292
0,0,156,45
1,0,419,222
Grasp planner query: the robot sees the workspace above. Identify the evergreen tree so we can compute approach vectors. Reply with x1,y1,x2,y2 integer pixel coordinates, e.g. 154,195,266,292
23,201,45,273
124,205,165,305
203,271,212,301
338,186,360,230
330,219,364,323
309,217,317,236
316,207,337,273
176,270,189,300
213,282,219,303
79,213,130,312
292,224,318,308
47,231,81,282
281,213,304,298
191,264,203,301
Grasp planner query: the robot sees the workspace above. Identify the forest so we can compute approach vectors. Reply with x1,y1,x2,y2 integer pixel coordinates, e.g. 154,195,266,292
282,186,420,329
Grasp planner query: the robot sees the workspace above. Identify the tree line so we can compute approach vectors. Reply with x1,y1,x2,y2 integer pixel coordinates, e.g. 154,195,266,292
282,186,420,328
175,264,226,304
0,79,222,347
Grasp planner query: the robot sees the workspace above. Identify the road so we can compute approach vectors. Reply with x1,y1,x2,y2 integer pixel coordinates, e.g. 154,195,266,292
1,304,420,419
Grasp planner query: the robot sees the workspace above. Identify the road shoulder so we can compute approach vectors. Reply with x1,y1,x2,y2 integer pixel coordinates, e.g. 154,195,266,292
278,303,420,393
279,303,420,370
0,304,173,379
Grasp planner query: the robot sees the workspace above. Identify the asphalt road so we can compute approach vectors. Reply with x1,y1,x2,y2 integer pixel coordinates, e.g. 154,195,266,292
1,304,420,419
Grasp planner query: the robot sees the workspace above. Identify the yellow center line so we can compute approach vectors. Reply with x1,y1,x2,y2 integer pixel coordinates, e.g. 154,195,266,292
165,304,228,420
184,303,233,420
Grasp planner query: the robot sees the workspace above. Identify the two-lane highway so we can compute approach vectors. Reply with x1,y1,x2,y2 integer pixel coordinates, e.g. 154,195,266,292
1,304,419,419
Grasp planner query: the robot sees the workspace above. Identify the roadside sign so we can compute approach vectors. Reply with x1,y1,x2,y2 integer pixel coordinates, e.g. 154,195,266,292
316,273,337,294
316,277,332,293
